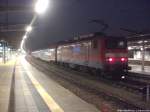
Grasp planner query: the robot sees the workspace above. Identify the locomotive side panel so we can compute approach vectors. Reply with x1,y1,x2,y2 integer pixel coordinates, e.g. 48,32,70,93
57,38,105,69
88,39,103,69
57,41,91,66
57,45,73,63
71,41,90,66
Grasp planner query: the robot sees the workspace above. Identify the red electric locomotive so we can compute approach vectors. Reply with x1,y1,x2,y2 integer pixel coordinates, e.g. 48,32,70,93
33,33,130,78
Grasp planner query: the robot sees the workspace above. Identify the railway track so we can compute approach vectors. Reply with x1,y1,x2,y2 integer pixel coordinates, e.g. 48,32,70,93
127,73,150,85
49,62,147,94
26,56,150,110
59,63,150,94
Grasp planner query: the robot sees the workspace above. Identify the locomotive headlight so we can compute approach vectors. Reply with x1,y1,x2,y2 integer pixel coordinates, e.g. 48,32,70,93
121,57,127,62
121,58,125,62
107,57,115,63
121,75,125,79
109,58,113,62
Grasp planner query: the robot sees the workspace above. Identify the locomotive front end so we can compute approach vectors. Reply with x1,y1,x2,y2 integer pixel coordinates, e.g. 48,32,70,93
104,38,130,77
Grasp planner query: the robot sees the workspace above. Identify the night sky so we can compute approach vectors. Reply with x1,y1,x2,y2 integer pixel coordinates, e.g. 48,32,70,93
0,0,150,51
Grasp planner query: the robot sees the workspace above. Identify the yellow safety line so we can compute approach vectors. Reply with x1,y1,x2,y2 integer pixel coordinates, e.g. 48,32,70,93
22,59,64,112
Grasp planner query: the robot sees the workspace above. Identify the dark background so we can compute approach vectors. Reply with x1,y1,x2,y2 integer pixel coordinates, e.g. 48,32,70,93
0,0,150,51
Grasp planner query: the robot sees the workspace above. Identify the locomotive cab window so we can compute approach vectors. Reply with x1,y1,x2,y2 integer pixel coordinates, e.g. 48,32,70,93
106,39,127,49
92,40,98,49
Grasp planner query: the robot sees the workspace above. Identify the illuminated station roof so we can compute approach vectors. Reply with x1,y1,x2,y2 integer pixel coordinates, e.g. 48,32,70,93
0,1,34,49
127,34,150,50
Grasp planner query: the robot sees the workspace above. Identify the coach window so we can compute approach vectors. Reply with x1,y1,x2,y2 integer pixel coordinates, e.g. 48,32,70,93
92,40,98,49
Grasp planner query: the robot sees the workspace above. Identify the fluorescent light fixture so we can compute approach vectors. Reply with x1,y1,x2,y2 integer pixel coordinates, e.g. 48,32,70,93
35,0,49,14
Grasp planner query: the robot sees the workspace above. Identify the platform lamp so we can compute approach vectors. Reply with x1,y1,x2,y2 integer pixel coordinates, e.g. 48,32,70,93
20,0,49,51
34,0,49,14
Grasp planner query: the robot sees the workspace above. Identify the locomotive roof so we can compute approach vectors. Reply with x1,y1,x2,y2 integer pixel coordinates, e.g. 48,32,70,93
49,32,126,47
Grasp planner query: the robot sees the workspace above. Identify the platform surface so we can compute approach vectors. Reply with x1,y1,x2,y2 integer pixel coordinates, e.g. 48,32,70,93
130,64,150,75
0,56,100,112
0,59,15,112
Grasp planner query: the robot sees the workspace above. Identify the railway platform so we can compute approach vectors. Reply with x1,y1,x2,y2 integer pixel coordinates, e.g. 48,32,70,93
130,64,150,75
0,55,99,112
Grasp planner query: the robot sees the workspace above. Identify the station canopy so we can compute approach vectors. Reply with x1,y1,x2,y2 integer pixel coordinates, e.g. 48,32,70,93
0,0,34,49
127,34,150,50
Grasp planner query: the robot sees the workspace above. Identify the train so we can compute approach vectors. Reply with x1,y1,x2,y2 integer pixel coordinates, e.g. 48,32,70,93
31,33,131,79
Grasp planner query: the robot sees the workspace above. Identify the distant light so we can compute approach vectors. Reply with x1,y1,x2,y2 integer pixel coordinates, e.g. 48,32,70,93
141,47,143,51
8,48,11,51
138,41,143,44
144,40,148,43
26,26,32,32
35,0,49,14
128,47,132,50
50,49,55,52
